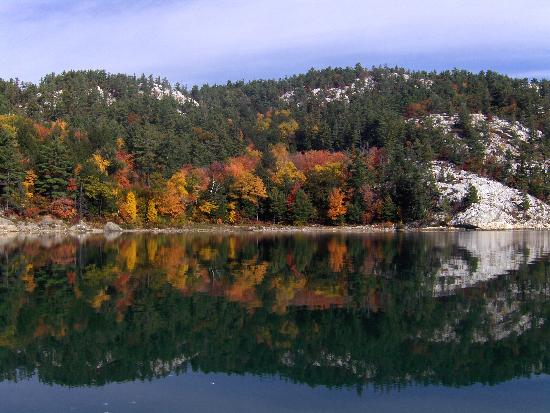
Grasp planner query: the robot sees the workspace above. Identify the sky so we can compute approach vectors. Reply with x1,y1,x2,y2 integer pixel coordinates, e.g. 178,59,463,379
1,0,549,86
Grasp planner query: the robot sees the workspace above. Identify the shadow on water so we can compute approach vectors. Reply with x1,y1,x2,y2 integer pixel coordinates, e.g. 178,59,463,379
0,231,549,391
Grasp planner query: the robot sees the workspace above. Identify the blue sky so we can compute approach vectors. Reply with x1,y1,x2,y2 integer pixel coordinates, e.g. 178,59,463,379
1,0,549,86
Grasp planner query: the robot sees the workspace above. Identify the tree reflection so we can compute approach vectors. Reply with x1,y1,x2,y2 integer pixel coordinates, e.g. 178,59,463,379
0,232,548,389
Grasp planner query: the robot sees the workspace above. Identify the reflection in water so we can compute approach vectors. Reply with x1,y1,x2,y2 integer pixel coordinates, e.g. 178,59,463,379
434,231,550,294
0,231,548,390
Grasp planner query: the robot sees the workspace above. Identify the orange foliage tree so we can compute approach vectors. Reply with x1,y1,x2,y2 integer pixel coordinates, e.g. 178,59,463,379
292,150,348,174
157,171,188,219
224,147,267,217
327,188,347,223
49,198,77,220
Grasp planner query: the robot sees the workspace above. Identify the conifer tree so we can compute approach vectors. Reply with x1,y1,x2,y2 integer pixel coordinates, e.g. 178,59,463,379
0,126,25,209
291,189,315,225
35,137,73,199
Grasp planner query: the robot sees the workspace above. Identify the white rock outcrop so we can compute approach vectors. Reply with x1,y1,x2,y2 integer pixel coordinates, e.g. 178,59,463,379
416,113,548,171
433,162,550,229
147,83,199,106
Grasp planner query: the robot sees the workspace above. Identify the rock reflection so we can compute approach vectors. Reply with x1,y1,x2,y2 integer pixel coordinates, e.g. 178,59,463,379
434,231,550,294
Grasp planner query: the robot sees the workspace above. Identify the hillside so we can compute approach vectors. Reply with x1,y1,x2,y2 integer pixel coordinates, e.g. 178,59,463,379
0,65,548,227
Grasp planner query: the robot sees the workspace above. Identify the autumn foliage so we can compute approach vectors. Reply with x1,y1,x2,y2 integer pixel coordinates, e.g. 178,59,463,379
49,198,77,220
119,191,138,223
327,188,347,222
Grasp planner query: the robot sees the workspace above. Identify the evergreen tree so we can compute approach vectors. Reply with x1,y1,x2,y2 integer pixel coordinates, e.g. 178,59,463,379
463,184,479,207
456,105,485,169
346,152,369,224
0,126,25,209
269,187,287,224
381,195,397,222
291,189,315,225
35,137,73,199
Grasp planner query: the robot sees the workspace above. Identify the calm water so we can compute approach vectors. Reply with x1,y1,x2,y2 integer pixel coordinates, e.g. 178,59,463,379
0,230,549,412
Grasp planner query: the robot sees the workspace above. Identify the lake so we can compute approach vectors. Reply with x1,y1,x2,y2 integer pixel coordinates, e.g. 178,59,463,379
0,230,549,412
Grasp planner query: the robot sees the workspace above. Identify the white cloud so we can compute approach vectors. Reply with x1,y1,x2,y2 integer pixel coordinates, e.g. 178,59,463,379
1,0,549,84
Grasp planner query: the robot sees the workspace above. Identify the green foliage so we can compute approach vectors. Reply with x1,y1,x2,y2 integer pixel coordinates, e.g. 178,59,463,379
0,126,25,209
0,65,548,223
291,189,315,224
464,184,480,207
456,105,485,170
381,195,397,222
520,194,531,212
35,137,73,199
79,161,117,216
268,187,287,223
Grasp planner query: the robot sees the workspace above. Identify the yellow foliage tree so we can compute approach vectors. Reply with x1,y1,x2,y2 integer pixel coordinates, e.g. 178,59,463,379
327,188,347,222
278,119,299,141
147,200,158,223
271,144,305,185
232,172,267,205
22,170,37,201
256,112,272,131
313,161,345,178
119,191,138,223
91,289,110,310
227,202,238,224
199,200,218,216
91,153,110,173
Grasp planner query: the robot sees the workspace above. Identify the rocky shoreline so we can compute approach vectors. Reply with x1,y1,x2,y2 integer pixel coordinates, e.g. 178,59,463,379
0,215,548,237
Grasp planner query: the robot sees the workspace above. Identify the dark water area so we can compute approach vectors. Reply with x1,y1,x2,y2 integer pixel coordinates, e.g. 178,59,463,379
0,231,549,412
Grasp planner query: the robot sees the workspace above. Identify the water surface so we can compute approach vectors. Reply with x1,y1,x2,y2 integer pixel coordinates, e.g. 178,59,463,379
0,231,548,412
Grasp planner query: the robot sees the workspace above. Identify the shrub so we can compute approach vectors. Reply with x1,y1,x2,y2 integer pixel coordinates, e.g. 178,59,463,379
463,184,479,207
49,198,77,220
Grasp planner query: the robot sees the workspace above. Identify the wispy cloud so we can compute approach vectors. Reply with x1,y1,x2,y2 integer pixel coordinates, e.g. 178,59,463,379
1,0,549,84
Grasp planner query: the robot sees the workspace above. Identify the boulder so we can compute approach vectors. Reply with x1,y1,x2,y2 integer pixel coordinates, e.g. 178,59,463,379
69,221,94,233
39,215,65,229
104,222,123,232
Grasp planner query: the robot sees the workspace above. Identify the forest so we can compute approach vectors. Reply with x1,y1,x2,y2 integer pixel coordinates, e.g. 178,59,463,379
0,65,548,226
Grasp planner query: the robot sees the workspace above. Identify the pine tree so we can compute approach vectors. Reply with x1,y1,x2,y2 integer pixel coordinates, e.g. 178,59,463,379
0,126,25,209
346,152,369,223
291,189,315,225
457,105,485,170
35,137,73,199
463,184,479,207
269,187,287,224
381,195,397,222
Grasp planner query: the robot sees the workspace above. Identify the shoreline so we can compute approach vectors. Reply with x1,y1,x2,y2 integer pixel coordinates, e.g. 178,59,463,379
2,219,550,237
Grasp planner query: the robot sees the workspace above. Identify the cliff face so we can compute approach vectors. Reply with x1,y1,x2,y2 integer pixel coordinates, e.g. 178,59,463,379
433,162,550,229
